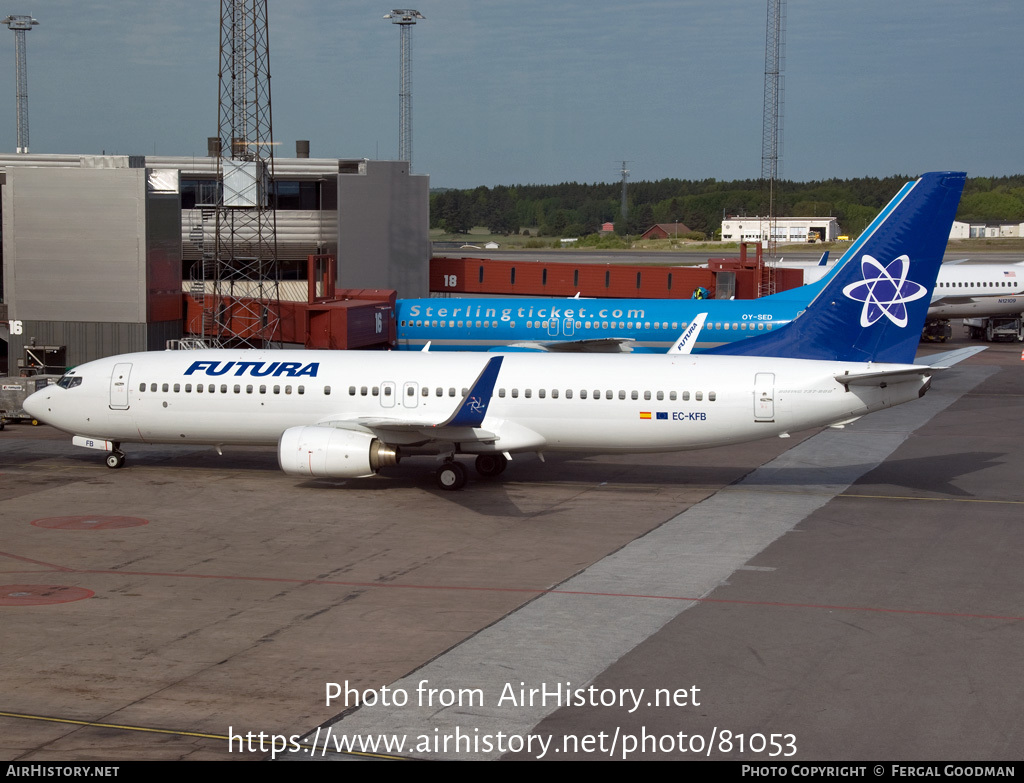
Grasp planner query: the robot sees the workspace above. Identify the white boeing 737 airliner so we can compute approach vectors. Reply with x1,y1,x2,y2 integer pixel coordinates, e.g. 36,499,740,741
24,172,976,490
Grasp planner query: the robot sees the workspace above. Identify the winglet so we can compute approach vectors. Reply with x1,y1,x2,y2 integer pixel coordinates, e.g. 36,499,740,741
421,341,431,353
817,250,830,267
667,313,707,355
441,356,504,428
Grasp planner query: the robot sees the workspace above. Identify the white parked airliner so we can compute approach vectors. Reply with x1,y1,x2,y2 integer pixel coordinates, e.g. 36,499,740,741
24,172,977,490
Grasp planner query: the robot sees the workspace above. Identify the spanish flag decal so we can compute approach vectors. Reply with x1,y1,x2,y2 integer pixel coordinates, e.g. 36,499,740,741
639,412,652,419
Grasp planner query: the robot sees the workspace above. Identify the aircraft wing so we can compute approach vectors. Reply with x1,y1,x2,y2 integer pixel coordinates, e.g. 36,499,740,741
500,337,637,353
320,418,500,447
314,356,505,445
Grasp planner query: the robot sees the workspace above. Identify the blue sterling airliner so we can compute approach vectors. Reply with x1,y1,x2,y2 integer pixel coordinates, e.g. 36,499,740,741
395,176,925,354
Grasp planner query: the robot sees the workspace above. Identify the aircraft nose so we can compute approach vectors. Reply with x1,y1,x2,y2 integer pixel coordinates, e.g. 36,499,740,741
22,388,48,421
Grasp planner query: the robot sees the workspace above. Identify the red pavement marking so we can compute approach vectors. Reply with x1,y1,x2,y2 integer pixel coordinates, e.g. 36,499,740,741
0,584,94,606
0,550,74,571
60,567,1024,623
1,543,1021,622
0,554,1018,622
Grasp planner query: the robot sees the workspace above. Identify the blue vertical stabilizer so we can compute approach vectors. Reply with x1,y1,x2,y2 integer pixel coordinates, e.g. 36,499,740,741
708,171,966,364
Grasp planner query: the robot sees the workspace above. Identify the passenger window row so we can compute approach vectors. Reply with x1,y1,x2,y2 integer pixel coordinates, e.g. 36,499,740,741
138,382,321,396
937,281,1016,288
137,380,716,404
346,386,469,397
400,319,772,332
497,388,716,402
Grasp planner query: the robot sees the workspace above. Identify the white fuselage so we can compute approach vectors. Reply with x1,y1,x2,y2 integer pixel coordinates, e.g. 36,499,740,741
927,263,1024,318
25,349,928,460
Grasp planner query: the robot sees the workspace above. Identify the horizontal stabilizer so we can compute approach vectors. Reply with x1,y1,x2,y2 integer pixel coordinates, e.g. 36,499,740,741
834,366,936,388
827,416,863,429
914,345,988,368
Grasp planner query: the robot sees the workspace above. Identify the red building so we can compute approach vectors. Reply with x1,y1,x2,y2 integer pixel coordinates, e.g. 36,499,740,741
639,222,692,240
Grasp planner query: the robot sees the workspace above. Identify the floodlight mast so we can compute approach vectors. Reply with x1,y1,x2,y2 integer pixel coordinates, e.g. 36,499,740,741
760,0,786,295
206,0,280,349
761,0,784,185
383,9,423,171
2,14,39,154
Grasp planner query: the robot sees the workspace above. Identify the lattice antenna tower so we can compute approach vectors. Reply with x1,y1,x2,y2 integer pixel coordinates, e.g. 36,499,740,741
210,0,280,348
384,10,423,170
760,0,785,293
2,14,38,153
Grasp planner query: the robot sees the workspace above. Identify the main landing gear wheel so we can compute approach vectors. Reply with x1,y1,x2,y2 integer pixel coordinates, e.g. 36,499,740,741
105,451,126,469
436,460,468,491
475,453,508,478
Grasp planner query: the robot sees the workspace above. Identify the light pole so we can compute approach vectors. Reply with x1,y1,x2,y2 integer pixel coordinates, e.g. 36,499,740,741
383,9,424,171
2,14,39,153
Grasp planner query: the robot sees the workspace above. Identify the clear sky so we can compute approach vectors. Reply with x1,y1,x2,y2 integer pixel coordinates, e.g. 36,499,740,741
1,1,1020,188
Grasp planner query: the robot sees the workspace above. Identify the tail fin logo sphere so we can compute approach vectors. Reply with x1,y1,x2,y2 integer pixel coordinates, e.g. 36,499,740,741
842,254,927,328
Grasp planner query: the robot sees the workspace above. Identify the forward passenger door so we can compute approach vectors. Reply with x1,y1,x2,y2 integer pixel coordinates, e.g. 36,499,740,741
109,363,132,410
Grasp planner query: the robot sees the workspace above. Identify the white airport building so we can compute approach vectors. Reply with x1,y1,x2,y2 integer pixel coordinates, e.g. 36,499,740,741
719,216,840,243
949,220,1024,239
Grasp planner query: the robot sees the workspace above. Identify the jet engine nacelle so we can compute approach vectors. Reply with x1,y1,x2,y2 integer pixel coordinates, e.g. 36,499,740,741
278,426,399,478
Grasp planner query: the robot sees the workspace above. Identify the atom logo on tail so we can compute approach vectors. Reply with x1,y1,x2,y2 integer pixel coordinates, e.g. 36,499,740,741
842,254,928,328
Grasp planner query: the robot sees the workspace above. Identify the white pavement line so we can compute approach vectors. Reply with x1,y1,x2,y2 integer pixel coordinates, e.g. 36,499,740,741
292,367,993,761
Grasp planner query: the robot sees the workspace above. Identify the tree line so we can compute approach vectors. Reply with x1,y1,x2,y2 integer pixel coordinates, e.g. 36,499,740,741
430,175,1024,239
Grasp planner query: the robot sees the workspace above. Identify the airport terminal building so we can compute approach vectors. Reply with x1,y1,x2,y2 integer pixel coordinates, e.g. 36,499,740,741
0,150,429,371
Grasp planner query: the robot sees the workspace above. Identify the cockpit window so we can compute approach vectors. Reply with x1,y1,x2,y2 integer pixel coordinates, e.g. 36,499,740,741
56,375,82,389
